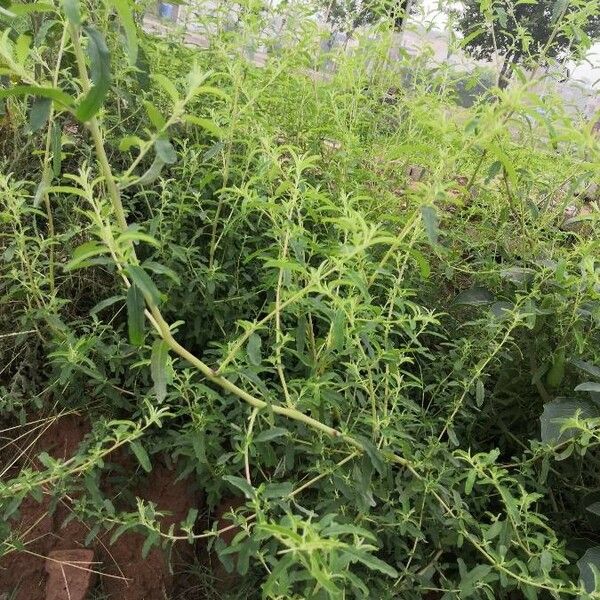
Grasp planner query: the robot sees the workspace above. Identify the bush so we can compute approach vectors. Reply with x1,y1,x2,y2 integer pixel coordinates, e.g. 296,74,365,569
0,0,599,598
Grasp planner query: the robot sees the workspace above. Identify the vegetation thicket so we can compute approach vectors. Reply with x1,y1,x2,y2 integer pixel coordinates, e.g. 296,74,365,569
0,0,599,598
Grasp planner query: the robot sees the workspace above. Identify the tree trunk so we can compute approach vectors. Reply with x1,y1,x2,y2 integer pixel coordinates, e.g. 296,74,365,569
498,51,515,90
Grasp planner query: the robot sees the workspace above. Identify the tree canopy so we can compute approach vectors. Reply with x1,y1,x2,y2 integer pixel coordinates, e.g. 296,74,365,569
323,0,413,35
457,0,600,72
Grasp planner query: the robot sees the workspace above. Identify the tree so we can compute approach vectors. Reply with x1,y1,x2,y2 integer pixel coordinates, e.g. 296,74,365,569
456,0,600,88
322,0,415,37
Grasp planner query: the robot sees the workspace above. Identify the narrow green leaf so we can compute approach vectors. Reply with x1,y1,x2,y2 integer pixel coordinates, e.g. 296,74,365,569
0,85,74,107
125,265,161,304
490,301,512,321
551,0,569,24
483,519,503,541
90,294,125,316
465,470,476,495
141,532,157,559
150,339,169,403
321,523,376,540
262,482,293,498
117,226,160,248
51,122,62,176
65,241,107,270
84,524,100,547
46,185,86,198
191,85,229,101
500,267,533,285
420,205,439,245
119,135,144,151
295,315,306,355
0,4,16,17
546,349,566,389
183,114,223,137
15,33,31,65
134,45,150,88
254,427,288,443
126,284,145,346
183,507,198,530
152,73,179,104
460,27,486,48
222,475,254,499
540,549,553,573
33,180,46,208
486,160,502,182
355,436,385,475
330,309,345,352
344,548,398,578
475,379,485,407
7,3,55,17
490,147,517,186
128,155,165,188
143,261,181,285
144,101,165,129
75,27,111,122
586,502,600,517
106,0,138,65
110,523,133,545
203,140,224,161
129,440,152,473
409,248,430,279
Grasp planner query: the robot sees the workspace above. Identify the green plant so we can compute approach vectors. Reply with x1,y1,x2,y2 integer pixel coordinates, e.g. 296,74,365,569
0,0,599,598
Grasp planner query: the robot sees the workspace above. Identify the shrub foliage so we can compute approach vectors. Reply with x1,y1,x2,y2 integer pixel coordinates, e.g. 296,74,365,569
1,0,600,598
